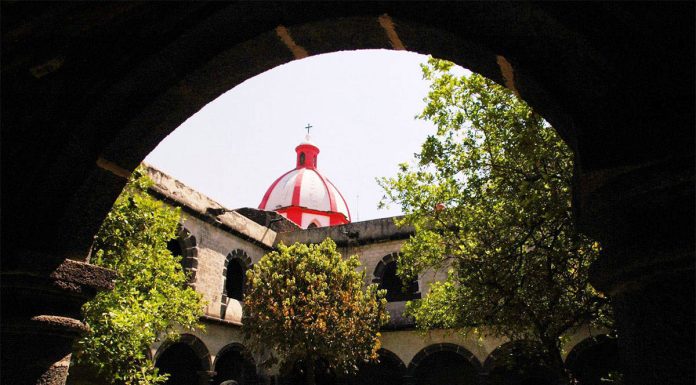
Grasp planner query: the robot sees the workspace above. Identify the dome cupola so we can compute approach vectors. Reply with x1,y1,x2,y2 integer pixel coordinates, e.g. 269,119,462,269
259,134,351,229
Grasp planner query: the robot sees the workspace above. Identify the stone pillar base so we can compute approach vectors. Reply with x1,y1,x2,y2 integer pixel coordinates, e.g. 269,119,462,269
1,257,116,385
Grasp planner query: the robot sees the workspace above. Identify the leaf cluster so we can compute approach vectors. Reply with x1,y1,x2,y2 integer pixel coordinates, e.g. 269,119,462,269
73,167,204,385
379,58,611,358
242,238,389,376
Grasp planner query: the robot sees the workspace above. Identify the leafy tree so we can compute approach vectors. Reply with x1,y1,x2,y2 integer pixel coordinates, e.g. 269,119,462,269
243,238,389,385
379,58,611,384
71,167,204,385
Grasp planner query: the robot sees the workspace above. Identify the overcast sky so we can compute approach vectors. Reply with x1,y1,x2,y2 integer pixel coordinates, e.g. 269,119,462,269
145,50,469,221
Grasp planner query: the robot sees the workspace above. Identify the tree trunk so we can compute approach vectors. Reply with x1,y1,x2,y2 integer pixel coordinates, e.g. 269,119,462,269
542,339,570,385
305,358,315,385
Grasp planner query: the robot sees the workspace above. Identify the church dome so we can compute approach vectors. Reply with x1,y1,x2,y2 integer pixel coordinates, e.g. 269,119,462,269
259,134,351,228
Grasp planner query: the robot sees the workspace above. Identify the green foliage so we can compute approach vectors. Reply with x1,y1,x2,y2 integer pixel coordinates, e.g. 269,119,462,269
243,238,389,383
73,167,204,385
379,58,611,381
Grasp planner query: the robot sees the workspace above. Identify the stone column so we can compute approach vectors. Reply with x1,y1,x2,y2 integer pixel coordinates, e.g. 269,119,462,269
579,159,694,385
401,374,417,385
1,255,115,385
197,370,216,385
477,372,489,385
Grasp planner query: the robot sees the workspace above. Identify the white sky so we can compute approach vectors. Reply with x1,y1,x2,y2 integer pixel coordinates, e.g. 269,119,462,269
145,50,469,221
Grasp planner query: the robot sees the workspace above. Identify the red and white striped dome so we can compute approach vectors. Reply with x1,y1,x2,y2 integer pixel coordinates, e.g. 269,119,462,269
259,135,351,229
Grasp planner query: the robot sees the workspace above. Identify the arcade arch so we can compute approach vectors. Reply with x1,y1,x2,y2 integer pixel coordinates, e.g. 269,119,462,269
407,343,482,385
345,349,406,385
154,334,212,385
565,335,620,385
213,343,260,385
483,341,555,385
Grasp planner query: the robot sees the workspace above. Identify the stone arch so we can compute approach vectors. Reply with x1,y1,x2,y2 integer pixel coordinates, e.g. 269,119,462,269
407,343,482,384
155,334,212,371
154,334,213,385
345,348,407,385
564,335,619,385
167,226,199,287
376,348,407,372
483,340,555,385
213,343,259,385
372,253,420,302
221,249,253,315
41,9,593,270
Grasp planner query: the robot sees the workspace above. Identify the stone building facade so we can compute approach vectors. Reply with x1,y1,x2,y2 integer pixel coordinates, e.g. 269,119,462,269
141,166,616,385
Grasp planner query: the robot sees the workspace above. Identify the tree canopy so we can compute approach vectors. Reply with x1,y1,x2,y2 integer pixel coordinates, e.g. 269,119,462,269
243,238,389,385
72,167,204,385
379,58,611,383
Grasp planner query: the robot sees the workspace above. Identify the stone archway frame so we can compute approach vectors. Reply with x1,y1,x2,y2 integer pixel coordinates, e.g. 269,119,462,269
372,252,421,300
154,333,213,374
221,249,253,317
176,226,200,288
407,343,483,377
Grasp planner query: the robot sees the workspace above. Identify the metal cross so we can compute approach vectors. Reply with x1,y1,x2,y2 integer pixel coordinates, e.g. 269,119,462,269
305,123,312,135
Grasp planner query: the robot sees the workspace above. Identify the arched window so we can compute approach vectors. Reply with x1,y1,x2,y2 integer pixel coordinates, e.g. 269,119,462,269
167,237,183,264
223,250,251,303
374,253,420,302
166,226,199,286
225,259,245,301
299,152,305,166
307,221,319,229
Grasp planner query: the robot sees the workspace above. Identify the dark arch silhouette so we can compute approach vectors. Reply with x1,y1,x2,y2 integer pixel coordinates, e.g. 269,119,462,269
344,348,406,385
373,253,419,302
279,358,335,385
565,335,620,385
484,340,556,385
407,343,482,385
213,343,259,385
155,334,211,385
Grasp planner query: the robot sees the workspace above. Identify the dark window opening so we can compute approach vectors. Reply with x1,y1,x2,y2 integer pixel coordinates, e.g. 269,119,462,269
167,238,185,270
313,155,317,167
225,259,246,301
379,261,419,302
299,152,305,166
307,222,319,229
